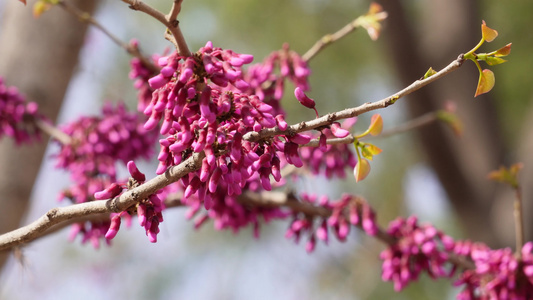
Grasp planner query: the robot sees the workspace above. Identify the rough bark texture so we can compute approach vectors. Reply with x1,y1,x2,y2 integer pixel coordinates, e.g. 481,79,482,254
377,0,509,246
0,0,99,269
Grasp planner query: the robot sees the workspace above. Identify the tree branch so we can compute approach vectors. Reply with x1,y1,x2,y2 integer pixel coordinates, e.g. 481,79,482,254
33,117,72,145
302,17,362,62
237,190,474,270
121,0,191,57
302,111,441,148
244,55,465,143
0,151,204,251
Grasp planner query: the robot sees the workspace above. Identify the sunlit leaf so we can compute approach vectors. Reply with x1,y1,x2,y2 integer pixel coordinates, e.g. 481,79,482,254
366,144,382,156
354,159,371,182
474,69,495,97
488,163,523,189
481,20,498,42
494,43,512,57
368,114,383,136
361,143,382,161
355,2,388,41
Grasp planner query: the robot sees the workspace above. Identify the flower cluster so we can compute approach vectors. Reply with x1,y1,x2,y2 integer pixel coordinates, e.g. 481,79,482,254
55,102,156,204
120,42,376,243
54,103,157,246
132,42,311,235
128,39,162,113
380,216,455,291
299,118,358,178
0,77,43,144
454,241,533,299
96,161,164,243
245,43,311,115
285,193,378,253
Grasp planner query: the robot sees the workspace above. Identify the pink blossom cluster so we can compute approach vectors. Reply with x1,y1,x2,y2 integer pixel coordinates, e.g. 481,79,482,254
133,42,313,235
285,193,378,253
245,43,310,115
54,103,157,246
96,161,164,243
299,117,358,178
186,190,289,238
0,77,43,144
380,216,455,291
454,241,533,299
128,40,162,113
55,102,156,204
121,42,371,240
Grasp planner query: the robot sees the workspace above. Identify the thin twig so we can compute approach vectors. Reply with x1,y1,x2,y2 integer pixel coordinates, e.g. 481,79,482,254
33,118,72,145
166,0,182,23
121,0,191,57
302,17,362,62
244,55,465,143
514,186,524,259
57,0,158,73
302,112,439,148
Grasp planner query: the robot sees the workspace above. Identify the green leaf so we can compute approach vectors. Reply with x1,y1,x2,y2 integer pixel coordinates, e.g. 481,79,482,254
485,56,507,66
423,67,437,79
475,69,495,97
481,20,498,42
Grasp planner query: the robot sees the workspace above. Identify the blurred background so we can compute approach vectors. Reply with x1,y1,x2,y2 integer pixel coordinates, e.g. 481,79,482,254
1,0,532,299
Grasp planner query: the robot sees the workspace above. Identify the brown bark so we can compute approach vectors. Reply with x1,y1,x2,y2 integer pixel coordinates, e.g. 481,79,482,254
377,0,508,246
0,0,99,268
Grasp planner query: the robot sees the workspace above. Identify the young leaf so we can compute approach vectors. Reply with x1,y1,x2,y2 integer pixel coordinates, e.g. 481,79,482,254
368,114,383,136
474,69,495,97
354,159,371,182
423,67,437,79
493,43,512,57
33,1,52,18
481,21,498,42
355,2,388,41
361,143,383,160
484,57,507,66
488,163,523,189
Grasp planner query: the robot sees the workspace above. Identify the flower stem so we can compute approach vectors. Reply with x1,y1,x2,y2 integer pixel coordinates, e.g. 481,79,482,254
514,186,524,259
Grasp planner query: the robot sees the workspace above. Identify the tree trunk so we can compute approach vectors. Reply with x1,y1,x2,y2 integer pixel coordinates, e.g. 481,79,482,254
0,0,99,269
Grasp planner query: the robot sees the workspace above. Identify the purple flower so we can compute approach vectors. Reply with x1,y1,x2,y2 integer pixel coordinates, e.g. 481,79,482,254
0,77,44,144
380,216,454,291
